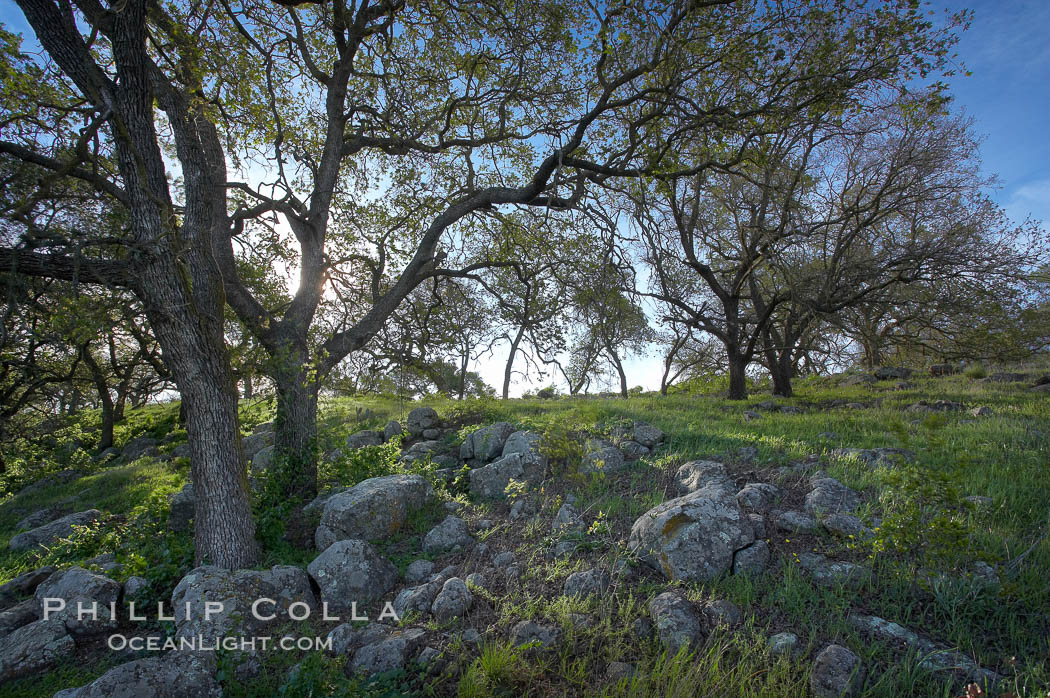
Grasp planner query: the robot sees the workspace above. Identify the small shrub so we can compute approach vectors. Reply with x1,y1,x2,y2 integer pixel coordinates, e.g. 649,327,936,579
964,364,987,379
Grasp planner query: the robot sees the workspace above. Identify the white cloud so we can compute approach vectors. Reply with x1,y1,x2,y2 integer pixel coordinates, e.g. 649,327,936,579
1005,178,1050,226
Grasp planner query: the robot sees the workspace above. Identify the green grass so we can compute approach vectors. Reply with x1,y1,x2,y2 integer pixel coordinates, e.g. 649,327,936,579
0,368,1047,696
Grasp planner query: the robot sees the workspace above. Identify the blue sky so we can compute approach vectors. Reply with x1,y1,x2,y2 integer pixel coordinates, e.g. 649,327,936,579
1,0,1047,394
931,0,1050,226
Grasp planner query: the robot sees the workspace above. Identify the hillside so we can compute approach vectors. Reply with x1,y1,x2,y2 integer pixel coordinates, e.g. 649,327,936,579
0,369,1048,697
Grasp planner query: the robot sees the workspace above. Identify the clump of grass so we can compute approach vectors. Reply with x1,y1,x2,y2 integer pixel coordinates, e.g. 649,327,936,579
963,364,987,379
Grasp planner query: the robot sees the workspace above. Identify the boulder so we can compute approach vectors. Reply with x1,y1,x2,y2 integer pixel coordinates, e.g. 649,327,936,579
346,430,383,449
10,509,101,552
56,651,221,698
168,484,194,532
405,559,435,584
430,577,472,622
15,507,65,532
736,483,779,512
502,430,544,459
492,551,516,568
798,553,871,589
315,474,435,550
970,406,992,417
580,440,626,474
468,452,545,499
648,591,703,653
0,566,55,611
302,487,350,516
460,422,515,462
768,632,801,659
251,445,275,473
984,372,1027,383
552,502,583,533
0,619,75,682
326,622,392,657
508,620,561,652
628,485,754,582
383,420,404,442
749,513,767,539
122,435,160,461
829,447,915,467
774,510,819,534
702,599,743,629
804,478,860,515
406,407,439,436
619,441,650,459
422,516,474,555
930,364,957,377
307,540,398,615
848,614,1000,684
124,576,149,599
810,645,865,698
821,513,869,538
399,440,444,463
349,628,427,676
0,599,39,640
393,580,443,619
35,567,120,637
171,565,318,643
732,540,770,576
675,461,733,494
242,431,273,460
563,568,611,598
630,421,665,448
842,374,876,386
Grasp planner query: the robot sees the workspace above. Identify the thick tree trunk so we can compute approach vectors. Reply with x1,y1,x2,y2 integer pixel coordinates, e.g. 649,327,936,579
272,361,320,502
762,333,793,398
503,326,525,400
179,371,260,569
769,356,793,397
727,351,749,400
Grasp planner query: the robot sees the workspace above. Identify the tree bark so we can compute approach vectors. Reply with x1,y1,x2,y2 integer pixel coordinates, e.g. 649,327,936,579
178,367,260,569
769,355,793,397
605,342,628,398
727,351,749,400
81,349,115,451
272,357,320,501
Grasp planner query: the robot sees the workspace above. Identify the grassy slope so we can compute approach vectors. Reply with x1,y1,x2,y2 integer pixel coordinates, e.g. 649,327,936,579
0,371,1047,697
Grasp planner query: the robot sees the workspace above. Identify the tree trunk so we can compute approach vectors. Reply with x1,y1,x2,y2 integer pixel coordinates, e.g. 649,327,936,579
114,378,129,423
605,343,628,398
762,332,793,398
243,374,253,400
81,349,115,452
458,345,468,401
727,351,749,400
503,326,525,400
179,371,260,569
272,359,320,502
770,355,793,397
